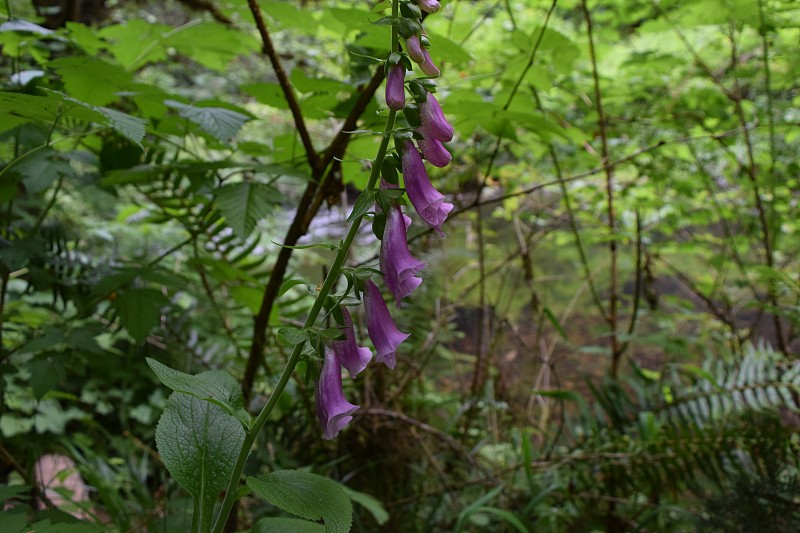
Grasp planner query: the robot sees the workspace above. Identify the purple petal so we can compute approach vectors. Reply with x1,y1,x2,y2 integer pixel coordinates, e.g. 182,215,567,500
401,141,453,235
417,0,441,13
316,347,359,440
331,306,372,378
419,47,440,77
420,93,454,142
385,64,406,110
364,279,410,369
380,205,426,306
417,136,452,168
405,34,425,64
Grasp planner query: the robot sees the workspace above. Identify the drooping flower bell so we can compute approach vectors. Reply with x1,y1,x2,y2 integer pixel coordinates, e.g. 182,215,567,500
331,306,372,378
316,347,359,440
417,136,451,168
380,205,426,306
401,140,453,234
404,34,425,64
416,0,441,13
419,47,440,78
364,278,410,369
419,93,454,143
385,64,406,110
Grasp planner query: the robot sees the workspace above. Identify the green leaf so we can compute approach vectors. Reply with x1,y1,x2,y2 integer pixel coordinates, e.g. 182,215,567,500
165,99,251,143
215,182,277,239
49,56,133,106
166,23,259,71
279,278,310,297
156,392,245,530
0,89,149,145
26,354,66,400
425,31,472,64
11,147,74,193
276,327,310,347
146,358,250,427
543,307,567,340
242,82,291,109
346,190,375,223
246,470,353,533
342,486,389,526
0,484,31,503
112,288,170,343
254,517,325,533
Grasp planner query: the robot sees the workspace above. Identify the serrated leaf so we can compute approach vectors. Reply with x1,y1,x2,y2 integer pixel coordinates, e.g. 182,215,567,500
276,327,310,347
165,99,251,143
112,288,169,342
11,147,74,193
146,358,250,427
246,470,353,533
156,392,245,530
49,56,133,106
215,182,277,239
254,517,325,533
26,355,66,400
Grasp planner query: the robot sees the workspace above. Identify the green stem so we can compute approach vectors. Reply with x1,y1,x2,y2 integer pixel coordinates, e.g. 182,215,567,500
210,7,400,531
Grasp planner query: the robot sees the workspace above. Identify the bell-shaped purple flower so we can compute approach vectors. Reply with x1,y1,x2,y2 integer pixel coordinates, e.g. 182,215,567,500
417,0,441,13
419,93,454,142
364,279,410,369
404,34,425,64
316,347,359,440
385,64,406,110
401,141,453,234
419,47,440,78
380,205,426,306
417,136,452,168
331,306,372,378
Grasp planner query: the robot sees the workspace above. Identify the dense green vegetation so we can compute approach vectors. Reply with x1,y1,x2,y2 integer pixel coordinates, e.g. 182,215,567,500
2,0,800,531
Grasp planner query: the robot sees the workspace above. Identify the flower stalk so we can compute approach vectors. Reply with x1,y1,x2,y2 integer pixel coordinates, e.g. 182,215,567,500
210,3,402,531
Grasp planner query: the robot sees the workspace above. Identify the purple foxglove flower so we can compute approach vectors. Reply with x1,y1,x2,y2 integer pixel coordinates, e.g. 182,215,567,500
419,47,440,78
417,0,441,13
331,306,372,378
419,93,454,142
385,64,406,110
404,34,425,64
401,141,453,234
316,347,359,440
380,205,426,306
364,278,410,369
417,136,452,168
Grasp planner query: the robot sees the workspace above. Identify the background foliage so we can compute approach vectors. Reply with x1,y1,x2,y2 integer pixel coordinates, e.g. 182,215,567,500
2,0,800,531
